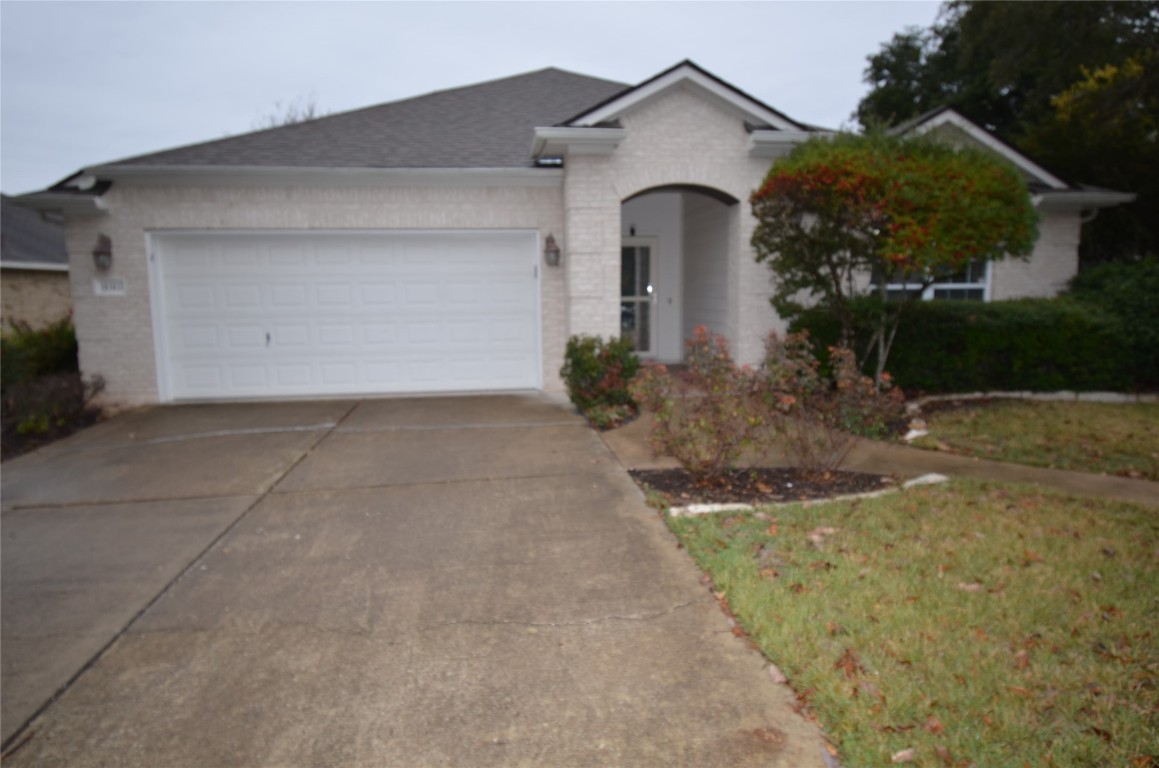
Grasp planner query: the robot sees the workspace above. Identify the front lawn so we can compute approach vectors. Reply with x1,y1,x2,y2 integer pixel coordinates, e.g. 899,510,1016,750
668,480,1158,766
912,400,1159,481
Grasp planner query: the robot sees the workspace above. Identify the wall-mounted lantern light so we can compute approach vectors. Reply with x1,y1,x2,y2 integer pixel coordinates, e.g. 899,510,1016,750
92,234,113,271
544,234,562,267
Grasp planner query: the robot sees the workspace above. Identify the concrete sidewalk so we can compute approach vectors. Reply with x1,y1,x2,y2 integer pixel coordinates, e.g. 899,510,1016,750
601,412,1159,509
2,396,829,767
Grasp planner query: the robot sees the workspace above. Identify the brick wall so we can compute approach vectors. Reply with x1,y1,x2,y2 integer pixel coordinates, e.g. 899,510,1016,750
561,84,782,365
990,209,1081,300
1,269,71,329
64,183,564,405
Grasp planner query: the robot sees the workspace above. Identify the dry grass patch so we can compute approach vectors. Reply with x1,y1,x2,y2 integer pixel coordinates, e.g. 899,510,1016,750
668,480,1159,767
913,401,1159,480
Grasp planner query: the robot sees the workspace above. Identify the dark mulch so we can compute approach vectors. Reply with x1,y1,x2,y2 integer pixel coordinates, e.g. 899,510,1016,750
629,466,896,507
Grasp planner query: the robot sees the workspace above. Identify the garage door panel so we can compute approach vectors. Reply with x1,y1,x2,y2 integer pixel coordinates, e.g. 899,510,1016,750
157,231,539,399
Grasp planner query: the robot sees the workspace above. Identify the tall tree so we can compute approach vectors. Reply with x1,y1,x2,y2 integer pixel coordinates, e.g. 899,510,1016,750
857,1,1159,262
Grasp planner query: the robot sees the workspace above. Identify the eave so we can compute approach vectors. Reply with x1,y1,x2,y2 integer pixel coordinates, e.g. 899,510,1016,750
530,127,627,159
83,165,564,188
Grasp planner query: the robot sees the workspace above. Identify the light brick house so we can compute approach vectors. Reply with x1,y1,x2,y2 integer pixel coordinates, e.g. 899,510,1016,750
15,61,1131,406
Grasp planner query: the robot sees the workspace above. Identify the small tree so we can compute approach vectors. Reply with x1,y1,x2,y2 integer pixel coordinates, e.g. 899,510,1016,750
751,131,1038,383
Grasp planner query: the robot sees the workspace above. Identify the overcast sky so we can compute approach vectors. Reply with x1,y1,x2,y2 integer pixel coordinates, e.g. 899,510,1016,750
0,1,940,195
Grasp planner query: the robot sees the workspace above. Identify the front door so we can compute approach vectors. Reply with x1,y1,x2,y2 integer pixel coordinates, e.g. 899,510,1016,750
620,239,656,355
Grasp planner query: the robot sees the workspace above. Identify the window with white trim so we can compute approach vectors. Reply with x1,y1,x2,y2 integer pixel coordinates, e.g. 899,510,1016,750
880,258,990,302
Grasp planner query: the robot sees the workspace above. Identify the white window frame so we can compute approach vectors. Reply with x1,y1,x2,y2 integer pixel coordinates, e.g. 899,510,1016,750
884,259,992,302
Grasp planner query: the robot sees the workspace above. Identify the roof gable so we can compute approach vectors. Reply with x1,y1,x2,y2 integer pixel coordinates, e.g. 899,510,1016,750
900,107,1068,190
562,60,807,132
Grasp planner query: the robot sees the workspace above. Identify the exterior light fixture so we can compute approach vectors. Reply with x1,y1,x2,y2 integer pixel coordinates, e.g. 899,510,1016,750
92,234,113,271
544,234,561,267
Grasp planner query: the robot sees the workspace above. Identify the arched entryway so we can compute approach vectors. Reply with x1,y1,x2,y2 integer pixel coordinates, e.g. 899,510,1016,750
620,185,739,362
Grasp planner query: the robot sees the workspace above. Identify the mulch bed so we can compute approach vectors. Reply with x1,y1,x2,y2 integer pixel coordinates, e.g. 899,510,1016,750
629,466,896,507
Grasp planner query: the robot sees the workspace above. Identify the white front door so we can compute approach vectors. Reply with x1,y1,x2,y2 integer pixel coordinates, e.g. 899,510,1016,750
620,239,656,355
151,230,540,400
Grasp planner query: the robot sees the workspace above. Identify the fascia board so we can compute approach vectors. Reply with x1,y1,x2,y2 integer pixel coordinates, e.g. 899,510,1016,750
12,193,107,215
571,66,800,131
748,129,831,157
911,112,1069,190
84,165,564,188
530,127,627,158
1036,189,1136,210
0,260,68,272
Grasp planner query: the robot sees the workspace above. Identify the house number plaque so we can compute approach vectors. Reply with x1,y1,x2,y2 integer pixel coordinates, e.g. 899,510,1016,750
93,276,127,297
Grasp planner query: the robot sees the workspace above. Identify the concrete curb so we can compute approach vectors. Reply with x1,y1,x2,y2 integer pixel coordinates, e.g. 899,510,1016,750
906,390,1158,414
667,473,950,517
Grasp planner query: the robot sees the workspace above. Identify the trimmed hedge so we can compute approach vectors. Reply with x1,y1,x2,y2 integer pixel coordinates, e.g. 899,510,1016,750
1068,258,1159,387
790,298,1138,394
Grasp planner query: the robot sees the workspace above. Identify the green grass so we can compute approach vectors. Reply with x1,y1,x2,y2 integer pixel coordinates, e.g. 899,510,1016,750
668,480,1159,767
913,401,1159,481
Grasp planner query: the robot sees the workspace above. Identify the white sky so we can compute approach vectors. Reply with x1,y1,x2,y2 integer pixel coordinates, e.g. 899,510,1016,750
0,1,940,195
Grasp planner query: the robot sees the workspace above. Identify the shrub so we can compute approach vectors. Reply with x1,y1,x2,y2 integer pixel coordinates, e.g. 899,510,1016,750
761,332,905,472
1,317,105,460
630,327,904,480
560,334,641,426
791,298,1135,393
0,316,79,390
1068,258,1159,387
630,327,768,483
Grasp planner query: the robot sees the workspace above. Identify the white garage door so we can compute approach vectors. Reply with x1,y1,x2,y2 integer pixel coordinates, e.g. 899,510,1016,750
153,231,539,400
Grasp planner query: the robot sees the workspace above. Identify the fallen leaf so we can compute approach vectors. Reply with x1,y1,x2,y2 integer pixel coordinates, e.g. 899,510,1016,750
766,663,788,684
925,715,945,735
766,523,779,536
957,582,984,592
891,747,917,763
1014,650,1030,670
759,568,779,580
756,482,773,494
834,648,866,680
1022,550,1044,566
934,744,954,765
1008,685,1032,698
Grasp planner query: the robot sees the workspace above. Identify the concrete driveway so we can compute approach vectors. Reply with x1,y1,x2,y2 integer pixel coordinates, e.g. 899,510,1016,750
1,395,826,767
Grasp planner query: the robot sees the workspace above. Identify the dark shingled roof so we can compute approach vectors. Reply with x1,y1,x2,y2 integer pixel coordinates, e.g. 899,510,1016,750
1,194,68,267
107,68,629,170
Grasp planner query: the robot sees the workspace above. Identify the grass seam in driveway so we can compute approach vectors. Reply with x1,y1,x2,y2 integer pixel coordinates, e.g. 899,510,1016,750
0,401,359,758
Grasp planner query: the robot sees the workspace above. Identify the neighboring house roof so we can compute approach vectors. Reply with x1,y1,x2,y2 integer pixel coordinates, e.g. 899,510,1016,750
87,68,629,172
894,106,1134,209
0,194,68,271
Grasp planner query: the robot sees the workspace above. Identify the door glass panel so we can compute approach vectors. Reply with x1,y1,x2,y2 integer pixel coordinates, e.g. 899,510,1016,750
621,248,635,296
620,244,653,354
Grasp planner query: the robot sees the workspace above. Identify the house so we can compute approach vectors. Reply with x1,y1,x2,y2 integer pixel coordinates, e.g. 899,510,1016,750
1,194,71,330
14,61,1132,406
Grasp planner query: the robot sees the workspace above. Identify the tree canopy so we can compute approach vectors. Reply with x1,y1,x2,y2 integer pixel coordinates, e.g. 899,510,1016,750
857,1,1159,262
751,131,1038,382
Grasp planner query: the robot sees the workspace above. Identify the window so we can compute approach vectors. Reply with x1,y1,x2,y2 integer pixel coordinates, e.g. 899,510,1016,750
880,258,990,302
